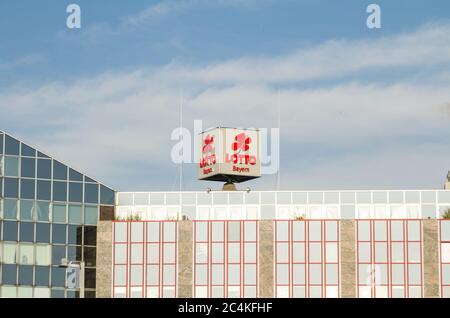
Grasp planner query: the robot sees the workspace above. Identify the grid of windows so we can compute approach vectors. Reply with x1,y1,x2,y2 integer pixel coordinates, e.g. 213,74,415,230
356,220,423,298
0,132,114,298
112,221,178,298
440,220,450,298
116,191,450,220
193,220,258,298
274,220,340,298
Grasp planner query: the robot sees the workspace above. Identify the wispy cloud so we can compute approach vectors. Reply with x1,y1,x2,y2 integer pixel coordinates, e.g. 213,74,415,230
123,0,270,26
0,54,46,71
1,23,450,190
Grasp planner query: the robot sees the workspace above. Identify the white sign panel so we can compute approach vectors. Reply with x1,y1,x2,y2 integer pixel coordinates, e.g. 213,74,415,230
66,266,80,289
198,127,261,182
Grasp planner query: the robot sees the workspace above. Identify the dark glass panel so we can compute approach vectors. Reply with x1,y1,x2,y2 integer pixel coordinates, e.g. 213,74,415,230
52,181,67,202
36,223,50,243
51,266,66,287
52,224,67,244
69,168,83,182
84,176,96,183
21,143,36,157
85,291,96,298
84,226,97,246
84,183,98,204
18,265,33,285
37,151,50,159
52,245,66,265
83,247,96,267
67,245,82,262
69,182,83,203
19,222,34,242
3,221,18,241
100,185,115,205
36,180,51,201
21,157,35,178
20,179,35,199
4,177,19,198
68,225,82,245
2,264,17,285
35,266,50,286
53,161,67,180
0,133,3,154
37,159,51,179
5,135,20,155
85,268,96,289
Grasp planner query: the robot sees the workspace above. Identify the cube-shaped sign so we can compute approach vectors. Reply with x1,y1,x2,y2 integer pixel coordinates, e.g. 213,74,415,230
198,127,260,182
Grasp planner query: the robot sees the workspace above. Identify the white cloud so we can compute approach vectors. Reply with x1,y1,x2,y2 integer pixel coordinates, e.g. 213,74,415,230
1,23,450,190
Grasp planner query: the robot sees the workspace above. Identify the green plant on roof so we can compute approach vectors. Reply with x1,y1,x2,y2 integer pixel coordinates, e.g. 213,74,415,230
294,214,306,220
442,208,450,219
115,213,142,221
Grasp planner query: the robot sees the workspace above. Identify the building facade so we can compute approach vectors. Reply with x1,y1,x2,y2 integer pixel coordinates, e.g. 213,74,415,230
1,130,450,298
0,131,115,298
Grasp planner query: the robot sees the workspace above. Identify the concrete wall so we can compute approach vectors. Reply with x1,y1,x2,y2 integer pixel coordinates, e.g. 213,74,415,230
259,220,274,298
340,220,356,298
177,221,193,298
95,221,113,298
423,220,440,298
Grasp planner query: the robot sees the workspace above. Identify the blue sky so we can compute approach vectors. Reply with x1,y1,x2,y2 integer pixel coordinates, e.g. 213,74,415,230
1,0,450,191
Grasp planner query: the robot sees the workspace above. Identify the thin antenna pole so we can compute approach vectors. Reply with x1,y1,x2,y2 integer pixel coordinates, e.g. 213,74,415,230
277,88,281,191
179,88,183,194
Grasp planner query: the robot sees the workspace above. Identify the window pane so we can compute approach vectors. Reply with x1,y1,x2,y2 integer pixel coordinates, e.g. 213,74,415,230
52,224,67,244
100,185,115,205
84,246,96,267
20,179,35,199
21,143,36,157
19,222,34,242
21,158,35,178
84,183,99,204
52,245,66,265
84,206,98,225
68,225,83,245
35,245,51,265
84,226,97,246
4,199,18,219
3,242,18,263
37,180,51,201
37,159,51,179
5,156,19,177
69,168,83,182
2,264,17,284
67,182,83,204
4,177,19,198
19,244,34,265
51,267,66,287
53,161,67,180
36,201,50,222
3,221,18,241
36,223,50,243
52,204,67,223
5,135,20,155
68,205,82,224
52,181,67,202
35,266,50,286
20,200,34,221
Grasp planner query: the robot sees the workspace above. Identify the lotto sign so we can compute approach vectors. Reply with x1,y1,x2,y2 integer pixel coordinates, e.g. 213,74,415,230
198,127,260,182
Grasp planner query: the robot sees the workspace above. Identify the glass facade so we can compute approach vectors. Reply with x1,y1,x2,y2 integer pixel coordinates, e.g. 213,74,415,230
116,190,450,221
0,132,115,298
